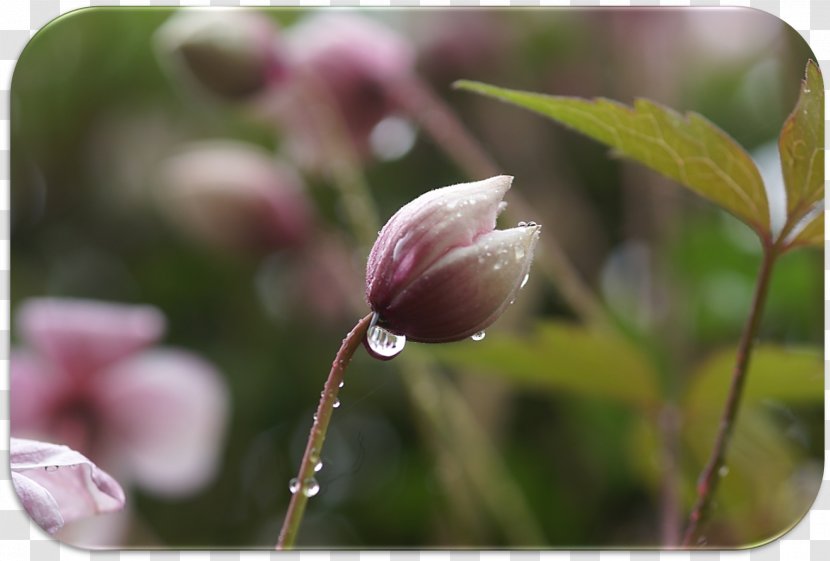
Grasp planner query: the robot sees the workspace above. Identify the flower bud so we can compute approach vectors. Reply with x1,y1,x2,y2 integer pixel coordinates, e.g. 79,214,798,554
366,176,540,346
284,13,415,161
155,11,286,102
156,141,313,253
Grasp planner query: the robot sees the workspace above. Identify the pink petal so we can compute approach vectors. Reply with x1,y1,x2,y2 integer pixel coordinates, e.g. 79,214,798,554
367,176,513,311
9,350,63,434
96,349,229,497
17,299,166,379
382,226,540,342
10,438,126,534
11,472,64,534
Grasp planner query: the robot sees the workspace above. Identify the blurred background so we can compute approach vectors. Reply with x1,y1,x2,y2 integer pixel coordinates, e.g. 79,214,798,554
10,7,823,549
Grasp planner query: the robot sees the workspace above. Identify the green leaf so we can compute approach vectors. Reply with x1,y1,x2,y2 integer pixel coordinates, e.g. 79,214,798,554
780,60,824,246
684,345,823,419
431,321,661,408
455,80,771,237
787,209,823,248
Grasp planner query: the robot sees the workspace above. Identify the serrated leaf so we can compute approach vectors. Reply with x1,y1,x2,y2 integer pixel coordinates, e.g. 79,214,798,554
431,321,660,408
455,80,771,237
684,345,823,419
779,60,824,244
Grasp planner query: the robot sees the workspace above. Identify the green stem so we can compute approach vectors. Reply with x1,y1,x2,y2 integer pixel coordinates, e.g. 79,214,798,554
681,245,778,546
276,312,374,550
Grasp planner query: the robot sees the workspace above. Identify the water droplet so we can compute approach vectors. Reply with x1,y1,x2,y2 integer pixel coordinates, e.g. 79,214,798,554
517,221,527,227
303,478,320,497
520,273,530,288
524,221,537,227
471,331,486,341
514,245,526,261
44,465,59,472
338,381,345,388
314,461,323,473
333,398,341,409
289,478,301,494
366,314,406,359
312,413,318,422
718,465,729,477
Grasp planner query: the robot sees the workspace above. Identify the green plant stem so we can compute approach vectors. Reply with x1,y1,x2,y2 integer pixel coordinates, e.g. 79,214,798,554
276,312,374,550
401,350,546,545
288,71,381,248
681,245,778,546
393,76,610,329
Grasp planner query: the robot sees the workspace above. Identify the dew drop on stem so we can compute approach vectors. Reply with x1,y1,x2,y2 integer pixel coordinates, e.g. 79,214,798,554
303,478,320,497
471,331,486,341
289,478,301,495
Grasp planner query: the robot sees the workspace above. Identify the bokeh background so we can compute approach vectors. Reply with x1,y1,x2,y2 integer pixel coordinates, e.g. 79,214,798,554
9,7,824,549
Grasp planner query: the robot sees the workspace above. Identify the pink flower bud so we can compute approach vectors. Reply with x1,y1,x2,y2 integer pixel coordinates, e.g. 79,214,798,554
155,11,286,102
365,176,540,350
156,141,313,253
284,13,415,160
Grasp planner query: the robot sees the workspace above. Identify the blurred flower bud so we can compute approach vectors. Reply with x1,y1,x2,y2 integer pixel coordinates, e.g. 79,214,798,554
155,10,286,102
284,13,415,161
365,176,540,349
156,141,313,253
416,12,509,85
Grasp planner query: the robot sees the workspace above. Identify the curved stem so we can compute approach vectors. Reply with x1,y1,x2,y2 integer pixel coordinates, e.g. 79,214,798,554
681,245,778,546
276,312,374,550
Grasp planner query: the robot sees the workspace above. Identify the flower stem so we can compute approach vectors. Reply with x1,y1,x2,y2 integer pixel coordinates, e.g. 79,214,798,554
681,245,778,546
276,312,374,550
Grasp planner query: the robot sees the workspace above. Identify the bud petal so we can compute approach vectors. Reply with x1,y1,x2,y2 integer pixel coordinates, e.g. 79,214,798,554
284,13,415,160
156,11,286,102
156,141,313,252
366,176,540,344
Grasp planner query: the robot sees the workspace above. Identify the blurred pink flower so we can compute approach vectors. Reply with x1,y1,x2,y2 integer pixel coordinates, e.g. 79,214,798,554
282,13,415,163
156,141,314,253
11,437,125,534
11,298,229,498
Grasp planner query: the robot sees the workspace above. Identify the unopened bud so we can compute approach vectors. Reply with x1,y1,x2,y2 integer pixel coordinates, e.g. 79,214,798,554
365,176,540,349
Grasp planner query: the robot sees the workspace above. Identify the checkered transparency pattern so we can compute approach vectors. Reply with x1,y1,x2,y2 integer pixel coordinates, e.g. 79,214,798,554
0,0,826,559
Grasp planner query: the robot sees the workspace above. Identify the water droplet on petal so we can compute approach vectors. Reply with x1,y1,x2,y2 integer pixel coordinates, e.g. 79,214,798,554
520,273,530,288
333,398,341,409
719,465,729,477
314,461,323,473
289,478,301,494
517,221,527,227
303,478,320,497
471,331,486,341
366,314,406,359
44,465,59,472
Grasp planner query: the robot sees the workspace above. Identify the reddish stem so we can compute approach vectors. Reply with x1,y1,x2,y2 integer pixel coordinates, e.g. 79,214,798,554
276,312,374,550
681,245,778,546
